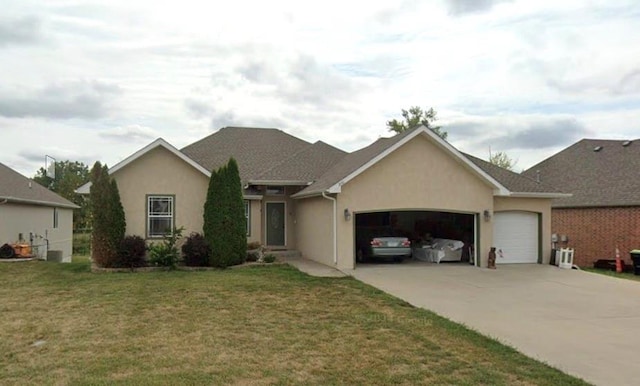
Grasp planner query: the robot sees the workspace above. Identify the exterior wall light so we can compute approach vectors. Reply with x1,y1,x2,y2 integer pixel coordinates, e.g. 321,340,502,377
344,208,351,221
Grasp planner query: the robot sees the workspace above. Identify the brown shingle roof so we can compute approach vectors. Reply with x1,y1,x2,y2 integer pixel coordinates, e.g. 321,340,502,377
181,127,312,183
252,141,347,183
523,139,640,207
0,162,78,208
464,153,562,194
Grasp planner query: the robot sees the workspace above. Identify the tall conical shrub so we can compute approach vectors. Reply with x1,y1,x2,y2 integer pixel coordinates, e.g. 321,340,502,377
90,162,126,267
203,158,246,268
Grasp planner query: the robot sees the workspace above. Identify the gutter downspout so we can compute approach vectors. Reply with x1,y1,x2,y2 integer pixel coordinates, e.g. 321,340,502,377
321,192,338,265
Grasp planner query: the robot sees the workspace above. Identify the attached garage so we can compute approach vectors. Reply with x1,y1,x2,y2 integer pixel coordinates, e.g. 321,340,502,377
293,126,567,270
493,211,540,264
354,210,477,264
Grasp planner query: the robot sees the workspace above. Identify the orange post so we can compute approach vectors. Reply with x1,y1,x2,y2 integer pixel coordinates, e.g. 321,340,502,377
615,248,623,273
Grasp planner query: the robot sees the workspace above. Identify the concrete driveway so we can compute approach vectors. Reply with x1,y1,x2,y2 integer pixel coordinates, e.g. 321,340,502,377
348,262,640,386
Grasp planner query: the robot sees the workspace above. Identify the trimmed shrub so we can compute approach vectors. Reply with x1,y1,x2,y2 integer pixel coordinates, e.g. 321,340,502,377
181,232,210,267
148,227,183,269
117,235,147,268
263,254,276,263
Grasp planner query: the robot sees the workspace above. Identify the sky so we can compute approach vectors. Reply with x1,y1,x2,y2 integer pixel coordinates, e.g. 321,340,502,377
1,0,639,177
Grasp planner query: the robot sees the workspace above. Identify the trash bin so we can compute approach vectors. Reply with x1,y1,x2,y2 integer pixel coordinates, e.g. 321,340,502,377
630,250,640,275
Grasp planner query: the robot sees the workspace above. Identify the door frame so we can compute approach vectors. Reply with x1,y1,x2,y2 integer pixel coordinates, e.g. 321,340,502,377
265,201,287,247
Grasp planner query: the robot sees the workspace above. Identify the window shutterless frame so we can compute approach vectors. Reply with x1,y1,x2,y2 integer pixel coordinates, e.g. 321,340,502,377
146,195,175,238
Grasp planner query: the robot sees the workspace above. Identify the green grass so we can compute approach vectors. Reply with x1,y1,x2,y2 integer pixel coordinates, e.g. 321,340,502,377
583,267,640,282
0,261,589,385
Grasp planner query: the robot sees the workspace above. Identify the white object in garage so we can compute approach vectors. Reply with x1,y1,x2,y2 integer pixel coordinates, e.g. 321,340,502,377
493,212,539,264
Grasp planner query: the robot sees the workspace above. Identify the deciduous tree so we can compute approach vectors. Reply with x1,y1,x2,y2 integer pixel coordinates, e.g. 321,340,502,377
489,151,518,171
386,106,447,140
33,160,91,230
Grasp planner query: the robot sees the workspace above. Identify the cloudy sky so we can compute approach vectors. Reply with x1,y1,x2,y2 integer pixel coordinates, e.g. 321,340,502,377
1,0,639,176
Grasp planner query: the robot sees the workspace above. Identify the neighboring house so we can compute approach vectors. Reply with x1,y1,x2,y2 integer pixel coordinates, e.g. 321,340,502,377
523,139,640,267
0,162,78,262
77,126,566,270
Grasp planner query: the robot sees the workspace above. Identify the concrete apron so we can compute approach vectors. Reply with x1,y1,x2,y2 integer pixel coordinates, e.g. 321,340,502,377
348,262,640,386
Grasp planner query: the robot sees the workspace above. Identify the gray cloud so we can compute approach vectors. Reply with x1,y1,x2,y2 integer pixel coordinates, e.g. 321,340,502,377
480,118,589,150
99,125,158,142
236,53,365,109
0,80,121,119
210,110,238,130
445,0,512,15
17,148,99,168
184,98,213,119
616,69,640,95
0,16,43,46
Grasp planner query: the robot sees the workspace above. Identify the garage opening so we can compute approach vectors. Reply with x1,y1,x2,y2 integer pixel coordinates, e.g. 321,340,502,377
355,210,477,265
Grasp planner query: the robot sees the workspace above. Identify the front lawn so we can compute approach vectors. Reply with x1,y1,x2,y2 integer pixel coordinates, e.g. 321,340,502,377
0,261,587,385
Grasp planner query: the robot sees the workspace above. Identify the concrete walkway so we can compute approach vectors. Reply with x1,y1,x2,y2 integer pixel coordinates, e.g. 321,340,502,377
348,262,640,386
284,256,347,277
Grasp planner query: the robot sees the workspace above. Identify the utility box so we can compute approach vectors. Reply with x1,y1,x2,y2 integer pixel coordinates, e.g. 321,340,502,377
47,250,63,263
630,250,640,275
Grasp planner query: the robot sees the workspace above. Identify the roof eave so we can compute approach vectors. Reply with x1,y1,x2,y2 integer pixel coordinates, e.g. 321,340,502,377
508,192,573,199
247,180,312,186
0,196,80,209
291,190,325,199
76,138,212,195
325,126,510,195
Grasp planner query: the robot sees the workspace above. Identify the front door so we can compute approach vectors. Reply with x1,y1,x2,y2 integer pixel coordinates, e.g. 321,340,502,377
266,202,285,246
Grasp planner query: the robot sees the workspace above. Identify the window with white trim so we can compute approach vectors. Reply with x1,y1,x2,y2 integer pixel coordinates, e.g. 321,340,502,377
147,196,174,238
53,208,59,229
245,200,250,236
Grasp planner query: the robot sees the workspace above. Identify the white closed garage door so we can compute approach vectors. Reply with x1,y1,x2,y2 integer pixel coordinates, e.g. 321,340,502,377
493,211,539,264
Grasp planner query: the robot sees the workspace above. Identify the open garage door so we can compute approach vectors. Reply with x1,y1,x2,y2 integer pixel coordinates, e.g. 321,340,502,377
493,211,539,264
355,210,476,265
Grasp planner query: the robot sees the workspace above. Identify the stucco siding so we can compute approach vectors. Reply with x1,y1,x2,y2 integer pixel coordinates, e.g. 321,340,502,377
112,146,209,239
336,135,495,270
247,200,261,244
295,196,334,266
0,203,73,261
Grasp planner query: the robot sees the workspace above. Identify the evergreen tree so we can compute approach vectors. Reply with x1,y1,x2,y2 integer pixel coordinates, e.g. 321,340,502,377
203,158,246,267
203,168,222,267
226,158,247,265
89,162,126,267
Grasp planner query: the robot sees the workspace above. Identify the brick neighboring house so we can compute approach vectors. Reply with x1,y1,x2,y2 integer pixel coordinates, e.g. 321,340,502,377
523,138,640,267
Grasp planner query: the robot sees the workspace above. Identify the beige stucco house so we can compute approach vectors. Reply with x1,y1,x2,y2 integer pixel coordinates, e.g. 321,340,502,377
0,162,78,262
77,126,567,270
